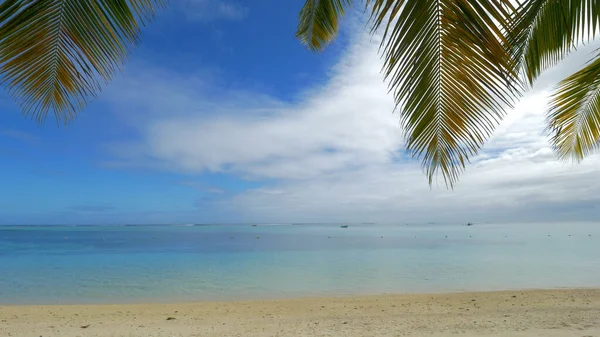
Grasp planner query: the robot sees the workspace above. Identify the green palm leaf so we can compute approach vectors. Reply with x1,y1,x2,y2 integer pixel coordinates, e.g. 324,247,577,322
294,0,600,186
368,0,518,187
296,0,354,52
509,0,600,85
0,0,165,123
548,54,600,161
297,0,520,186
510,0,600,161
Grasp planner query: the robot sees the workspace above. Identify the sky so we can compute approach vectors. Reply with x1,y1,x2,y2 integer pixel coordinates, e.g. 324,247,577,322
1,0,600,225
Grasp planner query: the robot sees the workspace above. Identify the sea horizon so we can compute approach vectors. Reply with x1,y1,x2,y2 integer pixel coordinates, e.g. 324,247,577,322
1,222,599,305
0,220,574,227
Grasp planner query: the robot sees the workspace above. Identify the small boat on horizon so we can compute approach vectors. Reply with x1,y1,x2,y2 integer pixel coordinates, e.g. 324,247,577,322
340,225,349,228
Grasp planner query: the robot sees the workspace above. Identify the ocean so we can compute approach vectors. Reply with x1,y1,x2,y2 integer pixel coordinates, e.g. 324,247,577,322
0,222,599,305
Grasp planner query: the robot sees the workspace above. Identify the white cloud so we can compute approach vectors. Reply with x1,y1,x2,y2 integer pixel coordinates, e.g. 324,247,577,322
104,26,600,223
180,0,248,22
107,31,400,180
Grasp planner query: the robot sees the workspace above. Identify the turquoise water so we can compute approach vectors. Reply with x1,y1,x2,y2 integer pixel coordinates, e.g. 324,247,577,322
0,223,599,304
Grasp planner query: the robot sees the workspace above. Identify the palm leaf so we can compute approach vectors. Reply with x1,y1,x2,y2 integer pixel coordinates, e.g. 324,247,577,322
365,0,519,187
548,53,600,161
296,0,354,52
0,0,165,123
509,0,600,85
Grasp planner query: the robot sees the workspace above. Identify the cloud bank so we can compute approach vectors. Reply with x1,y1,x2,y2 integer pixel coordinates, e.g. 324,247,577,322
103,27,600,224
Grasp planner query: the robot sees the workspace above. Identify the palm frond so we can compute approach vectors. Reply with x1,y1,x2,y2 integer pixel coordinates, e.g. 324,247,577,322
548,53,600,161
509,0,600,85
296,0,353,52
365,0,519,187
0,0,165,123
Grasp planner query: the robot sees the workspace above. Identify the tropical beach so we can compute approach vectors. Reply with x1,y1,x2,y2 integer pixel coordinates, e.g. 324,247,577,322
3,0,600,336
2,289,599,337
2,224,600,335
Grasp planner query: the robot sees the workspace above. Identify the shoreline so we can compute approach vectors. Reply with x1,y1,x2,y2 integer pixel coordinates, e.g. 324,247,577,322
1,286,599,306
2,288,599,336
4,286,600,307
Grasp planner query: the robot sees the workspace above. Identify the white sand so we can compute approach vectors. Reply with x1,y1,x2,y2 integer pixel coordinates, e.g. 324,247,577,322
1,289,599,336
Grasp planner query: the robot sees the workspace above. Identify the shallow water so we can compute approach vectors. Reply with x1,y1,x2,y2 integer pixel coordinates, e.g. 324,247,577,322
0,222,599,304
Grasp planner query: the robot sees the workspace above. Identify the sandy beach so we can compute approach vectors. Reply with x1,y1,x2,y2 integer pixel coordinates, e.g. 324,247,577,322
1,289,599,337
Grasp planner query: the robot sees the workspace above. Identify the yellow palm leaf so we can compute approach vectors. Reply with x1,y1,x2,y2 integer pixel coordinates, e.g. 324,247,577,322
509,0,600,85
298,0,520,187
510,0,600,162
0,0,165,123
548,55,600,161
296,0,354,52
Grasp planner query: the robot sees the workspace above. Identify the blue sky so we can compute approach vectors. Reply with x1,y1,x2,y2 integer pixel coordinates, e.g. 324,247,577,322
2,0,600,225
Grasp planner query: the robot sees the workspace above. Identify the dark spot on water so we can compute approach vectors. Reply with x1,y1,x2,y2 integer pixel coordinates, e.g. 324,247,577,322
166,317,176,321
80,324,90,329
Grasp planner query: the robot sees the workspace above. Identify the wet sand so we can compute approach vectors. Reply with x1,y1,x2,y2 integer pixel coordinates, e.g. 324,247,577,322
1,289,599,336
